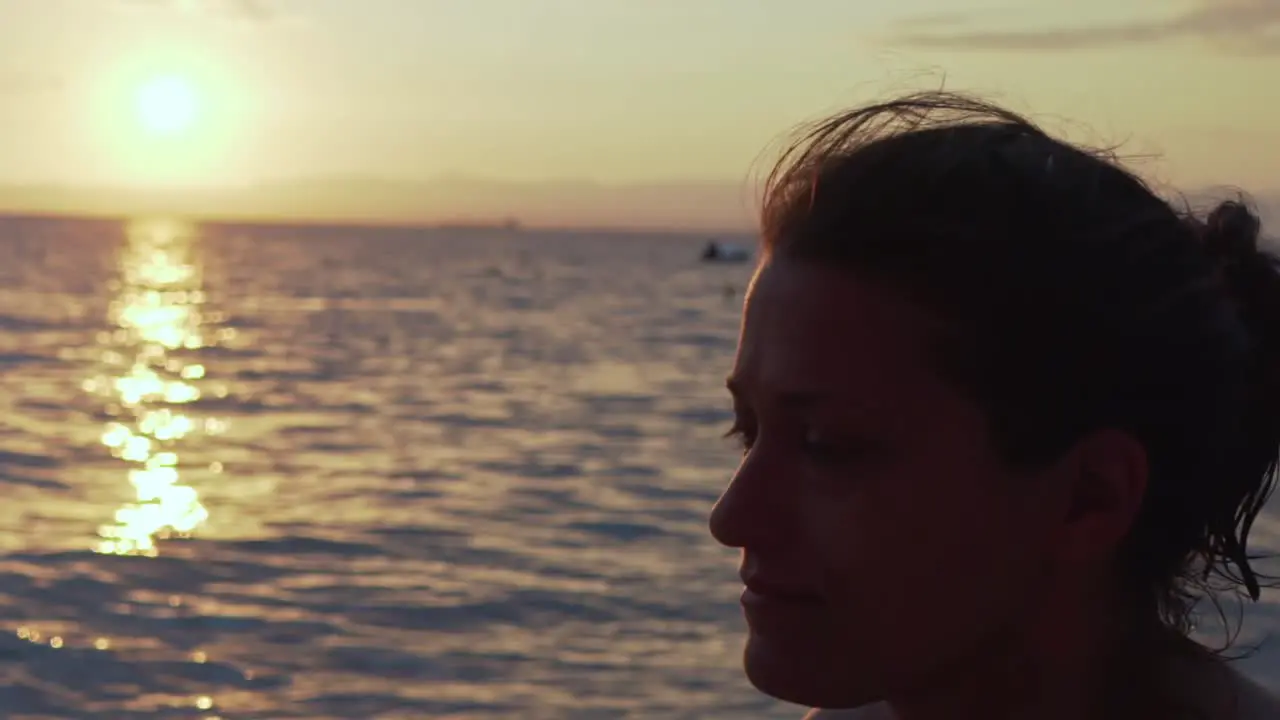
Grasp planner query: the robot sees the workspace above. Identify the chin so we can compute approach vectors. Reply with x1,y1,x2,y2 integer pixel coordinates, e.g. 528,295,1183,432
742,633,881,710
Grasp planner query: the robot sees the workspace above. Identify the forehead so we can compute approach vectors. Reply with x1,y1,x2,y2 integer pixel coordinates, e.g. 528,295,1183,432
734,260,941,400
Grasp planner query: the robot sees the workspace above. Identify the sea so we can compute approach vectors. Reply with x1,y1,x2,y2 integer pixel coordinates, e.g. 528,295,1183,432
0,216,1276,719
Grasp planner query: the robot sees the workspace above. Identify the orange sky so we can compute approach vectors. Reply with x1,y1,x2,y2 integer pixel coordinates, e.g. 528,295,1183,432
0,0,1276,229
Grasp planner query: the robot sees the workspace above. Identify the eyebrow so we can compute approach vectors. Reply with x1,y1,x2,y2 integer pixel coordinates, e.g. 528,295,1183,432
725,376,834,408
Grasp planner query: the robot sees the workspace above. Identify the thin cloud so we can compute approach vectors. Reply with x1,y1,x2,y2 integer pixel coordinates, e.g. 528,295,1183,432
893,0,1280,55
115,0,274,23
893,9,1018,31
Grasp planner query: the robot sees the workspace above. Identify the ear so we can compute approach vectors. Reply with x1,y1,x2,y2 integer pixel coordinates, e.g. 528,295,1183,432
1052,428,1148,564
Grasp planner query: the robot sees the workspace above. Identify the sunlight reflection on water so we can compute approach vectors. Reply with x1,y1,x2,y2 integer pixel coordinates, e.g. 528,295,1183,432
87,218,214,556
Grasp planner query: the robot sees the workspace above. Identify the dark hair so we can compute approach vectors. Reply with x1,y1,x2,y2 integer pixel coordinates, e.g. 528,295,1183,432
761,91,1280,644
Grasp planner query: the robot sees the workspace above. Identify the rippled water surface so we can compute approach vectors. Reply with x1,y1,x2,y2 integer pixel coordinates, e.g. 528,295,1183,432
0,216,1277,719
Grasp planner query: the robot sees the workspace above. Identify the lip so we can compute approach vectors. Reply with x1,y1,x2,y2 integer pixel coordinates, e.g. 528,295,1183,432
740,579,823,607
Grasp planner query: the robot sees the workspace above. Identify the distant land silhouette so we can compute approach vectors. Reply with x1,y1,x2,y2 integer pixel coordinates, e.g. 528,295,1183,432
0,175,761,233
0,175,1272,235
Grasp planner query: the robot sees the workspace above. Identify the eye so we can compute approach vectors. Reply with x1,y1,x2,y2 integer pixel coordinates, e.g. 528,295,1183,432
723,419,756,454
801,426,860,464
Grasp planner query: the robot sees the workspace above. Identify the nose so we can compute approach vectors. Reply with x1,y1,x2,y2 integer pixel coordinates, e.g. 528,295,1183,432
708,445,792,549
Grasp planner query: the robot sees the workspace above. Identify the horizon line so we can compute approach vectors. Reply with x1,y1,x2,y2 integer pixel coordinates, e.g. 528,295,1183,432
0,208,759,238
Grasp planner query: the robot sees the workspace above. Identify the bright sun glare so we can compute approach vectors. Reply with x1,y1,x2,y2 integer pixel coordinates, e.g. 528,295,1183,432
134,74,200,137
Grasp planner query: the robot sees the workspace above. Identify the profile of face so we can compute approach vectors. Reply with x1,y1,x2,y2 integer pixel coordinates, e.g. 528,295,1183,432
710,259,1102,710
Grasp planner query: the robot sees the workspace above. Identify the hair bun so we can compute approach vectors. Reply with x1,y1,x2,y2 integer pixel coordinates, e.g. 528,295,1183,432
1204,200,1262,265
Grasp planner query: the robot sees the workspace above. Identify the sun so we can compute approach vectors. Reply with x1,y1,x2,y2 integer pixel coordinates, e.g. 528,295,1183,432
134,74,200,137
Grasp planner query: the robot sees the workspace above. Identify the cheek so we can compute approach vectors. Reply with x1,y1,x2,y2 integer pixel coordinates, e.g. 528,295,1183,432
813,469,1048,622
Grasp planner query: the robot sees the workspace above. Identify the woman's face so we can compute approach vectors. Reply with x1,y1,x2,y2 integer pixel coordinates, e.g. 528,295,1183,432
710,259,1064,710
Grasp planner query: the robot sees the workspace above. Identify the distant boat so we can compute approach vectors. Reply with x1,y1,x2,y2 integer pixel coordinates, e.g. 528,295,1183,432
700,240,751,263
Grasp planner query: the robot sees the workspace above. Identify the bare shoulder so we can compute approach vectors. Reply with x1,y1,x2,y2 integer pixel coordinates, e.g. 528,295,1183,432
803,704,891,720
1228,669,1280,720
796,666,1280,719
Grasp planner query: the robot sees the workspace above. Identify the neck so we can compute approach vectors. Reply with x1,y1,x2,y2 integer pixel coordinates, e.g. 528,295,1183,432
885,590,1160,720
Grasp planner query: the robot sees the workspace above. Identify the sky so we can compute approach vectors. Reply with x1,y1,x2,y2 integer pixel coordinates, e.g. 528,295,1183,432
0,0,1276,229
